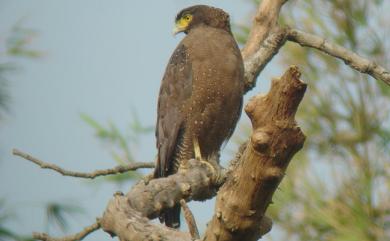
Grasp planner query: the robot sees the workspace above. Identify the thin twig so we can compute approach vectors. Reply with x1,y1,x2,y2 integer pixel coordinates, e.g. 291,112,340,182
33,219,100,241
180,199,200,240
12,148,155,179
287,28,390,86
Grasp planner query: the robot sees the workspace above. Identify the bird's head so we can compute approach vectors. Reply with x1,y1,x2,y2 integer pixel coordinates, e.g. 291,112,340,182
173,5,231,35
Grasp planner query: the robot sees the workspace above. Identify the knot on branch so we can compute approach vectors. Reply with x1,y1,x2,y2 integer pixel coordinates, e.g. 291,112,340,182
262,166,284,184
245,94,266,119
259,216,273,237
251,129,271,153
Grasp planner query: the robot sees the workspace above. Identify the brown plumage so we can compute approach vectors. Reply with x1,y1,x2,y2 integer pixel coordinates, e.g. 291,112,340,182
154,5,244,228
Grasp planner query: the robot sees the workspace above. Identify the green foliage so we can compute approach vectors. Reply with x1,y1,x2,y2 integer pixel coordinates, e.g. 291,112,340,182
81,112,153,184
0,21,41,120
237,0,390,240
6,22,42,59
0,22,41,241
0,200,34,241
0,200,82,240
45,202,84,233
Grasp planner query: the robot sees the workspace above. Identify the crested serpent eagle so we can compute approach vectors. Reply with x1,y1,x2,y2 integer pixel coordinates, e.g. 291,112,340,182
154,5,244,228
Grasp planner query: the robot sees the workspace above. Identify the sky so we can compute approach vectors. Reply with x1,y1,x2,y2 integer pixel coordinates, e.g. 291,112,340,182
0,0,280,240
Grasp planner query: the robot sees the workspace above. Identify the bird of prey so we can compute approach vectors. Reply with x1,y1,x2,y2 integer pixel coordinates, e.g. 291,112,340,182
154,5,244,228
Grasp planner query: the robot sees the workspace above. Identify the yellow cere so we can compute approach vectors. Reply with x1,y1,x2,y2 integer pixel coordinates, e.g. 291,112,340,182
173,14,193,35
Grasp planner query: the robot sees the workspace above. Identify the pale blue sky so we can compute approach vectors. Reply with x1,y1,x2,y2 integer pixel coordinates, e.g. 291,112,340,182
0,1,280,239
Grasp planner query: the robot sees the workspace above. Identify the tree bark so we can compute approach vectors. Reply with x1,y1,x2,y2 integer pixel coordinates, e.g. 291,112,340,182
203,66,306,241
241,0,288,59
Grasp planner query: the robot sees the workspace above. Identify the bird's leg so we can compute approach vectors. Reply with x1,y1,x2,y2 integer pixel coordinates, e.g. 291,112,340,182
193,137,215,172
193,137,202,161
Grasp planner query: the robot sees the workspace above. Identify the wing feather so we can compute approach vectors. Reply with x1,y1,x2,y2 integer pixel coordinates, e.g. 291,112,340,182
155,43,192,177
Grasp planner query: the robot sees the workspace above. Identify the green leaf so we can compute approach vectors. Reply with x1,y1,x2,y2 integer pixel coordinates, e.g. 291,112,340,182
45,202,84,233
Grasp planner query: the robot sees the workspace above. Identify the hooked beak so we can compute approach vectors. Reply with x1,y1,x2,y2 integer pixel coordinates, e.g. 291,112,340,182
172,23,186,36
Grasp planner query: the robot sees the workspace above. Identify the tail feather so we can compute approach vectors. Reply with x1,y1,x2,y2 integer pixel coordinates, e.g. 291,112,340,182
162,204,181,229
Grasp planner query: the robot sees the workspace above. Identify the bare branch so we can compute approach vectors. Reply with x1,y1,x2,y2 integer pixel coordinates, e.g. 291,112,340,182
12,148,155,179
244,27,288,93
241,0,289,59
33,219,100,241
287,28,390,86
180,199,200,240
239,0,291,92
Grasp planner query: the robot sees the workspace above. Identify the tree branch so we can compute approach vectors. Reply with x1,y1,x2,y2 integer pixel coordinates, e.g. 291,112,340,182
12,148,155,179
33,219,100,241
128,159,224,218
287,28,390,86
100,193,192,241
100,159,225,241
244,27,288,93
204,66,306,241
241,0,289,59
180,199,200,240
239,0,291,93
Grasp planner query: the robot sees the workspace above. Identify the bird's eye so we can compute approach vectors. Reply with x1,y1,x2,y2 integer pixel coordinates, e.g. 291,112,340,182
183,15,192,21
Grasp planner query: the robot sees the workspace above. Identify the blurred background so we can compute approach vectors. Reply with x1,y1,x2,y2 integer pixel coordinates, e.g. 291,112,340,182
0,0,389,240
